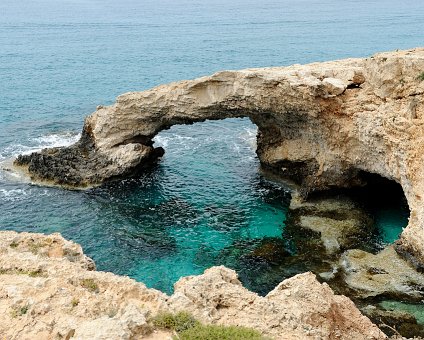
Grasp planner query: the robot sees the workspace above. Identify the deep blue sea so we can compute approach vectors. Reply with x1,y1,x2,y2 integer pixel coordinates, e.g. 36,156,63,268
0,0,422,294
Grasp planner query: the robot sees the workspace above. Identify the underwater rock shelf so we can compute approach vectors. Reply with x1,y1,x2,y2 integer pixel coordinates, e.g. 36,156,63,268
14,48,424,272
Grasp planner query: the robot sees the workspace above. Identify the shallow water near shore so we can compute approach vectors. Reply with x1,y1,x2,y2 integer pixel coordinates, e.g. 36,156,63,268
0,0,423,333
0,118,410,296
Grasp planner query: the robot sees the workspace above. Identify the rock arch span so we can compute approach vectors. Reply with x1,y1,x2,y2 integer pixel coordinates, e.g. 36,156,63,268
14,48,424,268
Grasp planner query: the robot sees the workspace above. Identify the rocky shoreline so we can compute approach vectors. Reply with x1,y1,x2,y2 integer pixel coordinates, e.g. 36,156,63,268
5,48,424,338
1,186,423,338
12,48,424,271
0,230,386,339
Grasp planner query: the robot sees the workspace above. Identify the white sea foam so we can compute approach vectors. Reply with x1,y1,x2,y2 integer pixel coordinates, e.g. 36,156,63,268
239,127,257,150
0,131,81,185
0,131,80,161
0,187,51,202
154,134,195,150
33,132,80,148
0,188,29,202
0,188,28,199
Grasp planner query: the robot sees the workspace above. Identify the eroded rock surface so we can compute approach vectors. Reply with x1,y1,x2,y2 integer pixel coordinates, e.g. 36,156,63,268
0,231,169,340
168,266,385,340
0,231,386,339
287,194,374,254
341,246,424,337
12,48,424,267
340,245,424,300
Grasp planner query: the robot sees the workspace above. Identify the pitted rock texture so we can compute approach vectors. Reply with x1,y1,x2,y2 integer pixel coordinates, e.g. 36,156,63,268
0,231,386,340
287,194,373,254
340,245,424,300
168,266,385,340
0,231,169,340
13,48,424,270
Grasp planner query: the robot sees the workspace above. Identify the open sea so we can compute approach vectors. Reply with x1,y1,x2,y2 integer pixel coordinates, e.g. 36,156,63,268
0,0,422,296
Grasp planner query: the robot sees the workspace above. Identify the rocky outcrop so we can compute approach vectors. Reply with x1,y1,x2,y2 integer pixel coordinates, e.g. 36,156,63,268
168,266,385,340
0,231,169,339
361,304,424,338
287,194,373,254
0,231,386,339
12,48,424,270
340,245,424,300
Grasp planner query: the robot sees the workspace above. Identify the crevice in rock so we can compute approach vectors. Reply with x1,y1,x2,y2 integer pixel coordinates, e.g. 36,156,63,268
346,83,361,89
113,135,154,148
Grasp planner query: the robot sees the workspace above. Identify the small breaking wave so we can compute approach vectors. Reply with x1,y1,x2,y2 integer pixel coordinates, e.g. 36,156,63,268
238,127,257,150
0,188,28,201
0,131,80,161
154,134,195,149
32,132,81,148
0,187,51,202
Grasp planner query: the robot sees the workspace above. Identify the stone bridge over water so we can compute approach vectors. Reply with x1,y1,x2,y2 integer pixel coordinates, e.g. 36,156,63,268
15,48,424,269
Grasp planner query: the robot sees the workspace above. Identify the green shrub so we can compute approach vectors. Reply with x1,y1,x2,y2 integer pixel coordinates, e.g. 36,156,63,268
10,304,29,318
178,324,266,340
418,72,424,81
9,241,19,248
29,242,43,254
71,298,80,307
152,311,200,332
80,278,99,293
152,312,269,340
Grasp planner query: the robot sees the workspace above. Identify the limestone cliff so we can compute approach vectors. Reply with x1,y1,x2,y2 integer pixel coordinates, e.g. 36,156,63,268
13,48,424,271
0,231,385,339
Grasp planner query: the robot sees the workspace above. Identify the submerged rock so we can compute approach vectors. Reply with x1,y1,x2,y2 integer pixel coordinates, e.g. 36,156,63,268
215,237,290,268
361,304,424,338
250,237,291,263
0,231,386,339
285,194,374,255
340,245,424,300
379,300,424,325
215,237,332,296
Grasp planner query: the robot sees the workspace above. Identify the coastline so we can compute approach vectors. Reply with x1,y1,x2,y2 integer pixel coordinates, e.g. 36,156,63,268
2,48,424,338
0,230,385,339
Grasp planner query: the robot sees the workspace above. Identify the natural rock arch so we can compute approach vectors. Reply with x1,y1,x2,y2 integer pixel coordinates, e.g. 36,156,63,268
14,48,424,269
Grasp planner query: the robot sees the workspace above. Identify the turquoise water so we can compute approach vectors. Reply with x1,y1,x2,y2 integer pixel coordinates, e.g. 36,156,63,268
0,0,421,294
375,208,410,244
380,300,424,325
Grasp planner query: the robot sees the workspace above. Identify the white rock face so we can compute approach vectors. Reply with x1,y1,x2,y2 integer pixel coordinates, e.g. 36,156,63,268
341,246,424,299
13,48,424,271
0,231,386,340
168,266,385,340
322,77,348,96
0,231,169,340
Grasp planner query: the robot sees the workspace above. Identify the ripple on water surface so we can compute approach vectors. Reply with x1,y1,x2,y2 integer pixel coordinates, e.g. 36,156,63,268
0,118,409,296
0,119,290,294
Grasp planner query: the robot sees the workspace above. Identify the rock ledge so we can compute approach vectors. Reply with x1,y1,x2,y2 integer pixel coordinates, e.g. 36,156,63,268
12,48,424,268
0,231,385,339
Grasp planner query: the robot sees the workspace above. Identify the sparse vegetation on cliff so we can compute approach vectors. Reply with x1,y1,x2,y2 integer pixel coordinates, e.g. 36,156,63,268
178,324,268,340
153,311,199,332
152,311,267,340
80,278,99,293
0,268,45,277
10,304,29,318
